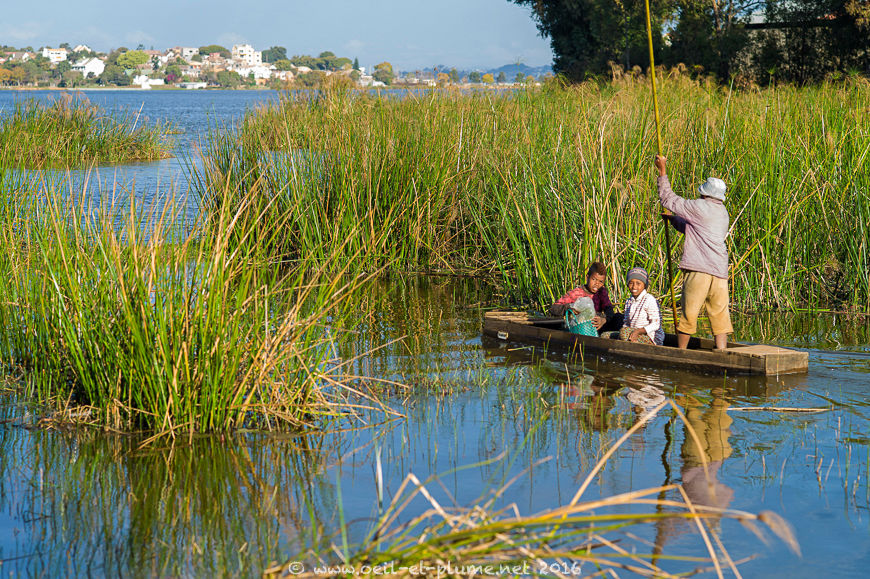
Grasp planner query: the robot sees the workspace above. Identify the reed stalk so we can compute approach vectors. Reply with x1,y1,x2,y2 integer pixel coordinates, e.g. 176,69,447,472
198,77,870,311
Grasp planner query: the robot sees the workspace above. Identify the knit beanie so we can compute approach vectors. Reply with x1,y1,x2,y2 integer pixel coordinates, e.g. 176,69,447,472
626,267,649,287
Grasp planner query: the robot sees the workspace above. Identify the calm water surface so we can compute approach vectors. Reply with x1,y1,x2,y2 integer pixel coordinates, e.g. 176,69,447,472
1,92,869,577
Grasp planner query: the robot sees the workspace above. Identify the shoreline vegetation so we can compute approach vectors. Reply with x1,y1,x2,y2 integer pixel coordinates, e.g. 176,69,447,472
0,74,866,435
0,95,173,168
0,169,386,433
197,74,870,312
0,76,846,574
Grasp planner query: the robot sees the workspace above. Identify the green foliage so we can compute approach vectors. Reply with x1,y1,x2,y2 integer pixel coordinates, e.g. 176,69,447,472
468,71,482,83
0,96,173,168
513,0,672,80
0,178,367,433
199,79,870,310
262,45,287,63
513,0,870,83
198,44,230,58
743,0,870,83
497,71,507,83
216,70,243,88
117,50,149,69
99,63,131,86
372,61,394,84
274,59,294,71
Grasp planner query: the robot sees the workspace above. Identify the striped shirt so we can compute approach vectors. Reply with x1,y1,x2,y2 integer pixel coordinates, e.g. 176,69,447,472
623,290,665,345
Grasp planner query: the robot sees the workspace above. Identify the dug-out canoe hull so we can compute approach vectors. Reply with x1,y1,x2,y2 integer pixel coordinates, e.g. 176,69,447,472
483,311,808,376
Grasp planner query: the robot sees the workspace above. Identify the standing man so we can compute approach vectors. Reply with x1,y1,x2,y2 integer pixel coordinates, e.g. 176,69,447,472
656,155,733,349
548,262,624,333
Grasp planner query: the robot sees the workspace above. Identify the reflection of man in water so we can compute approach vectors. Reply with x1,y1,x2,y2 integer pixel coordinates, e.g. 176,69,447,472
680,393,734,509
651,389,735,558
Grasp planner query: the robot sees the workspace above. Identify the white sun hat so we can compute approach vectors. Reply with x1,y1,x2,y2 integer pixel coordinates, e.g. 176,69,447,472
698,177,727,201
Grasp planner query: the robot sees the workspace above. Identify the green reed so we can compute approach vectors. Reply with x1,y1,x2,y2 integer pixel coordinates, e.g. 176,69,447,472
0,95,173,168
197,78,870,312
0,168,373,433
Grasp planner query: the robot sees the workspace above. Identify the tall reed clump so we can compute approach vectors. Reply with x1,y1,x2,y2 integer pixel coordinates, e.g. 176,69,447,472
0,168,372,434
0,94,173,168
197,78,870,311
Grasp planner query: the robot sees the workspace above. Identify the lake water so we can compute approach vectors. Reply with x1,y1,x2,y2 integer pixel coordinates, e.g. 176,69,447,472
1,91,870,577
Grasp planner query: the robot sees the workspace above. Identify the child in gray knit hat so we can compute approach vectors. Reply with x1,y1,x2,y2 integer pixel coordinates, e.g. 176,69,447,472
620,267,665,345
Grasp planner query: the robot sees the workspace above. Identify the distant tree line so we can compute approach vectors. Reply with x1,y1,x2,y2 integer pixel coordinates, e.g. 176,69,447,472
512,0,870,83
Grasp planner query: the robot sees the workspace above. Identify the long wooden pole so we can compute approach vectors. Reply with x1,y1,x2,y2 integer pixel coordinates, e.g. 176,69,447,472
643,0,679,330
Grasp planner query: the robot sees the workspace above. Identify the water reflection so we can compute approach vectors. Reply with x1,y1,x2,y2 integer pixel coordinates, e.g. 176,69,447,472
1,279,869,576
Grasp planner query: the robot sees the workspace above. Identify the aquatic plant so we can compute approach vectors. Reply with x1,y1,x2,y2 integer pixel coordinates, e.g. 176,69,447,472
196,77,870,311
0,170,381,433
0,94,173,168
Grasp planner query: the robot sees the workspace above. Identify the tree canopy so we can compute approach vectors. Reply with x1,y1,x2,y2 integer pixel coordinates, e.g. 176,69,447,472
199,45,230,58
512,0,870,83
262,46,287,63
117,50,149,69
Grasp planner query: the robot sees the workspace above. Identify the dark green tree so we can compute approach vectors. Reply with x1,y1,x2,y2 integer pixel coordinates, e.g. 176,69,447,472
372,61,394,84
216,70,243,87
746,0,870,82
199,45,231,58
496,71,507,83
353,57,360,70
512,0,673,80
262,46,287,63
663,0,751,80
468,71,482,83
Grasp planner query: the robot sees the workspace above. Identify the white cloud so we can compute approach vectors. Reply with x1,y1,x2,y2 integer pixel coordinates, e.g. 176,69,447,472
0,21,46,44
217,32,248,47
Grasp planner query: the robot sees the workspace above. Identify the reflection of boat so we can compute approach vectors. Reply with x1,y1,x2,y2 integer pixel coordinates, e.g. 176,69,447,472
483,311,808,375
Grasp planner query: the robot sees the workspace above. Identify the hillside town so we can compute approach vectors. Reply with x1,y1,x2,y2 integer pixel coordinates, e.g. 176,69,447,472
0,43,544,89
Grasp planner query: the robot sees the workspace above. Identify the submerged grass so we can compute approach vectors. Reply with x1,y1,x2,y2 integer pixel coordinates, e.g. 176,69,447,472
0,94,173,168
0,166,381,434
196,77,870,311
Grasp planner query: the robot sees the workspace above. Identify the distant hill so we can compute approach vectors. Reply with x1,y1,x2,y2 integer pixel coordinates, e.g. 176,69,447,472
489,63,553,78
420,63,553,80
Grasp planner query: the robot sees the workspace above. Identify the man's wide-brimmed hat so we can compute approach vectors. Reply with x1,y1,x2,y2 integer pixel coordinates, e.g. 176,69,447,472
698,177,727,201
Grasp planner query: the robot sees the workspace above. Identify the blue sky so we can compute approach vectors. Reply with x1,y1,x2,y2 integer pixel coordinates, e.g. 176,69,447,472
1,0,553,71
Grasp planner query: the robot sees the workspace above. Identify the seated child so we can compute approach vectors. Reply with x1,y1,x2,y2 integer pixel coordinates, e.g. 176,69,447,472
620,267,665,345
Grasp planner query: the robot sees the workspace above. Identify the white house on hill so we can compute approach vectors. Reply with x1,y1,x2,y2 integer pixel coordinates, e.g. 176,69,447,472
41,47,68,63
232,44,262,66
71,57,105,77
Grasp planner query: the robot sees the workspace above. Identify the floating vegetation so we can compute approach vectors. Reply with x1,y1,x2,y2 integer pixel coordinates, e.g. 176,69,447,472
0,94,173,168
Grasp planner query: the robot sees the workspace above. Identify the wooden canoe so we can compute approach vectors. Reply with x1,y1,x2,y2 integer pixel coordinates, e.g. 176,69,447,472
482,311,809,376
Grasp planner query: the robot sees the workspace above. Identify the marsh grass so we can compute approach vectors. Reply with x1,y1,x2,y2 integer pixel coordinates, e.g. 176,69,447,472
0,94,173,168
268,402,800,578
0,168,384,434
199,77,870,311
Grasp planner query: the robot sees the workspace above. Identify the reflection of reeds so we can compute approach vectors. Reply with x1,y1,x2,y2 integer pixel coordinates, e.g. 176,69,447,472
0,95,173,168
0,170,379,433
269,403,799,577
198,78,870,310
